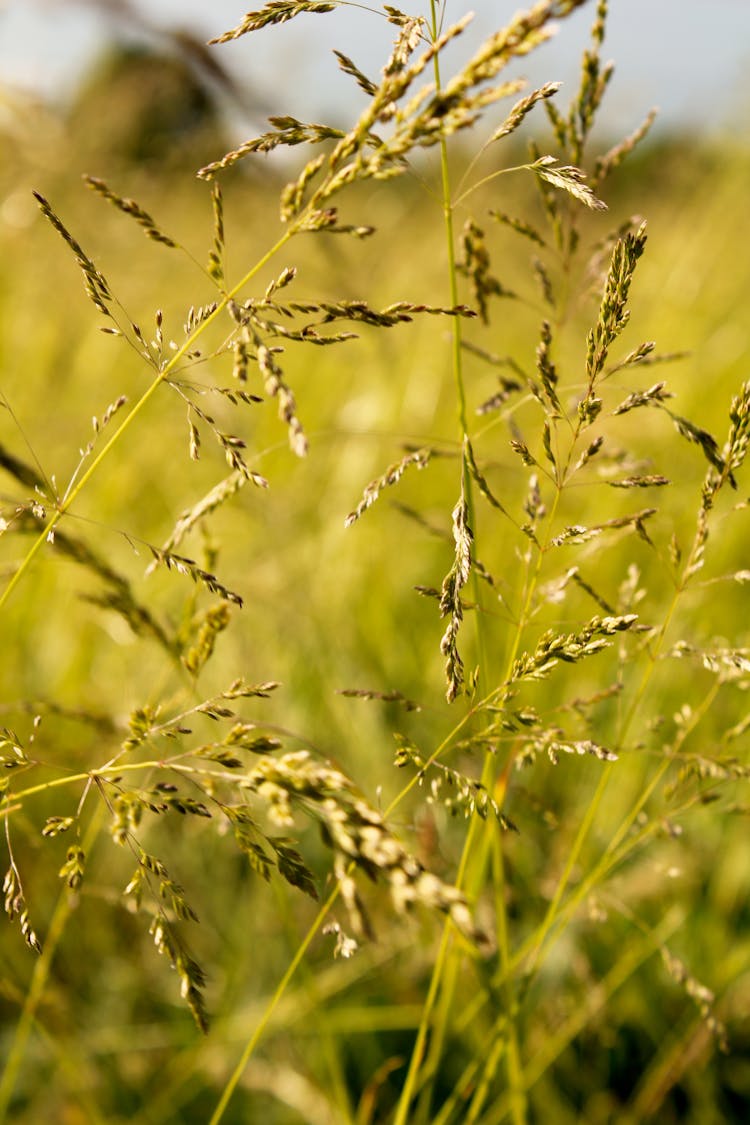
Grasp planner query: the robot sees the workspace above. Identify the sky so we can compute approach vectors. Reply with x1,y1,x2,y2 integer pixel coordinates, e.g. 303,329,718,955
1,0,750,141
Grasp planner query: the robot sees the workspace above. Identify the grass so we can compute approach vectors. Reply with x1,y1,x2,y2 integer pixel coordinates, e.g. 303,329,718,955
1,1,750,1121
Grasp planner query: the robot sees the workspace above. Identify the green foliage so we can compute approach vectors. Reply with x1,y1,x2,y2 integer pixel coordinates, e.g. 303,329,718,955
1,1,749,1122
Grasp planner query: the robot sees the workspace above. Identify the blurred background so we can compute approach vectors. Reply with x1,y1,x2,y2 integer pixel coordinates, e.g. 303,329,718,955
2,0,750,137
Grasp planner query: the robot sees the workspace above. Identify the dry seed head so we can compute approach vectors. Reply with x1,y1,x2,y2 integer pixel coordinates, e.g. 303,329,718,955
670,413,727,480
335,50,377,97
594,109,657,187
490,209,546,247
531,156,607,211
33,191,112,314
490,80,561,143
608,475,669,489
725,381,750,476
147,547,243,606
533,257,555,307
84,177,177,248
199,118,343,181
586,222,647,386
464,438,509,516
257,344,308,457
459,220,515,323
510,613,637,683
613,380,670,415
382,15,425,77
344,449,430,527
210,1,336,42
439,495,473,702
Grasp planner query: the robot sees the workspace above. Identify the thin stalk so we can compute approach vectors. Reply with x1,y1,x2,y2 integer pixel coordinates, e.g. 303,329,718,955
440,746,729,1072
208,884,342,1125
522,510,720,978
477,908,684,1125
392,5,490,1118
272,878,355,1123
0,802,106,1121
396,1,582,1114
403,463,564,1123
460,836,524,1125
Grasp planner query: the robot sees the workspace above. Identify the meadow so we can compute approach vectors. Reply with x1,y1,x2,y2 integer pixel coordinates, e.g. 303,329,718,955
1,2,749,1121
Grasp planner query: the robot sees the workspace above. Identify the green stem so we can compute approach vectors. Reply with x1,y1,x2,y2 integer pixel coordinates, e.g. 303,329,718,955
395,3,531,1116
208,884,341,1125
522,520,716,979
478,909,684,1125
0,803,106,1121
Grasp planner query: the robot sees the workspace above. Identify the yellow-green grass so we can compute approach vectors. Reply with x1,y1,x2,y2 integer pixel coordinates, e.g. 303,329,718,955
1,53,749,1125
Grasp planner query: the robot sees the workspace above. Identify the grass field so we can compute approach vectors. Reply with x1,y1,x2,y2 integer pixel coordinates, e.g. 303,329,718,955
1,3,749,1122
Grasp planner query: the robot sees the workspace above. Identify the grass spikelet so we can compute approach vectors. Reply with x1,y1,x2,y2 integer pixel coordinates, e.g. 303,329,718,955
184,301,218,335
394,736,517,829
256,344,308,457
32,191,112,315
58,846,86,890
533,256,555,306
338,688,421,712
155,471,249,559
607,474,670,489
198,117,344,180
660,947,729,1054
207,181,225,284
83,177,178,248
209,1,336,43
439,494,473,702
509,613,637,684
572,434,604,473
382,14,425,78
334,50,377,97
187,416,201,461
490,80,561,142
669,412,727,480
520,731,618,766
572,0,613,159
585,221,647,387
231,334,252,384
183,602,232,676
612,380,671,414
3,864,42,954
147,547,243,606
245,750,488,947
464,437,509,515
344,448,430,527
489,208,546,247
264,265,297,299
72,394,129,482
149,915,209,1033
530,156,607,211
724,380,750,477
536,319,561,413
594,109,658,186
459,220,515,322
